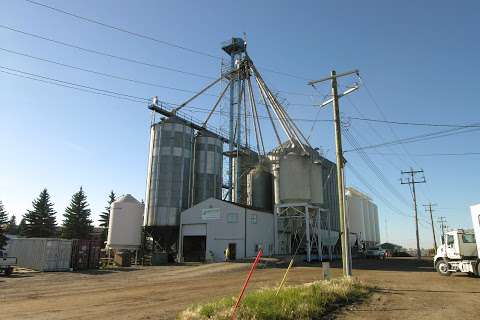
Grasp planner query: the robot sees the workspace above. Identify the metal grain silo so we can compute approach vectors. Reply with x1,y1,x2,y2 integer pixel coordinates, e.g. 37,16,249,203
310,160,324,205
267,153,281,206
232,150,258,204
279,152,312,203
144,117,193,227
192,132,223,205
247,163,273,211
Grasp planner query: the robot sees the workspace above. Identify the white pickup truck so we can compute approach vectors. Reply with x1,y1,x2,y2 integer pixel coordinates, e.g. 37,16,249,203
433,204,480,276
0,250,16,276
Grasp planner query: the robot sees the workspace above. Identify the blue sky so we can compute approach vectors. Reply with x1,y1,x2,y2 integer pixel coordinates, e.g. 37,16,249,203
1,0,479,248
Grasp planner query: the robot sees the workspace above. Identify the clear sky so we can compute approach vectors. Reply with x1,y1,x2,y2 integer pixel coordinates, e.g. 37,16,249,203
1,0,479,248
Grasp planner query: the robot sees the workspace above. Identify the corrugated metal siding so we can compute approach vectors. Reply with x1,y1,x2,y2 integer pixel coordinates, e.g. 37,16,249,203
7,238,72,271
320,157,340,232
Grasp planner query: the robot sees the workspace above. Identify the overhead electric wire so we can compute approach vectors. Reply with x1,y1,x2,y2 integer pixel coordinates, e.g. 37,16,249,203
362,151,480,157
344,124,480,152
23,0,223,60
343,128,411,207
0,24,214,79
346,163,413,219
22,0,315,82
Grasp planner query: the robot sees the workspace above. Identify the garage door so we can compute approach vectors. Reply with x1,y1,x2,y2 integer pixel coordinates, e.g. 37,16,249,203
183,236,206,262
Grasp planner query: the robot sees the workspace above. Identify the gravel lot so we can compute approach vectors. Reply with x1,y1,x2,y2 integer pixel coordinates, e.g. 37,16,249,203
1,258,478,319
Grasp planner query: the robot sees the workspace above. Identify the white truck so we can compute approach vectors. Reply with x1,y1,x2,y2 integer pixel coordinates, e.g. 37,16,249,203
433,204,480,276
0,250,16,276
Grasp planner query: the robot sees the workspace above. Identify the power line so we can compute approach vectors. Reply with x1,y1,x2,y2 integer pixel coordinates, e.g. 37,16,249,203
344,124,480,152
23,0,223,60
23,0,313,82
361,151,480,157
0,47,218,96
0,24,214,79
343,128,411,207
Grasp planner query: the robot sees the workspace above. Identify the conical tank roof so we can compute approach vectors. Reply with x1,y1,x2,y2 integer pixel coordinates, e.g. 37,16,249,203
114,194,141,204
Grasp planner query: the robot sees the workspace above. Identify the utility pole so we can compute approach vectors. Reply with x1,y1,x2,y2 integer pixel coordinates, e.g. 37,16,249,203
309,69,359,277
437,216,447,240
423,203,438,250
401,168,426,260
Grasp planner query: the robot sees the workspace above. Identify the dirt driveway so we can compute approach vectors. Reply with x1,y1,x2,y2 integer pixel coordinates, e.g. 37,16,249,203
0,258,478,319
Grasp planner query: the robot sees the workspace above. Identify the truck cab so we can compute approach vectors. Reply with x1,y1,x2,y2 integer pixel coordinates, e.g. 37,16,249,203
433,205,480,276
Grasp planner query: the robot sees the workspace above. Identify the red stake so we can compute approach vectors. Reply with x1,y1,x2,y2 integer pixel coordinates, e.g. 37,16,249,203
231,249,263,320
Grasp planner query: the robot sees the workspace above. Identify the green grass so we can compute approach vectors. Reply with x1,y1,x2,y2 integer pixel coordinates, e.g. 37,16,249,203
177,278,370,320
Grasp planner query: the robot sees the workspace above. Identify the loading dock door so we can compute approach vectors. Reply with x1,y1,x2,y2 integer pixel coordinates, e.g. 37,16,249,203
182,224,207,262
183,236,206,262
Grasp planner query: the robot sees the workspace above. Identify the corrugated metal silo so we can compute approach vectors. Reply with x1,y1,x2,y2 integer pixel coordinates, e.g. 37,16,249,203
310,161,324,205
144,117,193,227
232,150,258,204
247,163,273,211
193,132,223,205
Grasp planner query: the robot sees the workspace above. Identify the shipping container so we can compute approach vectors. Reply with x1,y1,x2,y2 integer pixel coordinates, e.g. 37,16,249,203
7,238,72,271
70,239,102,271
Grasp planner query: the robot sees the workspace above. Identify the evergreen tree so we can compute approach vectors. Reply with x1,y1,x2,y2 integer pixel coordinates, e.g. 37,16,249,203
17,218,27,236
62,187,93,239
5,215,17,235
99,191,116,243
0,200,8,249
23,189,57,238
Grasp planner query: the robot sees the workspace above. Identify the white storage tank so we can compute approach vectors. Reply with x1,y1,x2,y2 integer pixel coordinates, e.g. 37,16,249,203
346,190,366,242
373,204,380,244
362,198,372,243
279,152,311,203
368,202,376,243
107,194,144,250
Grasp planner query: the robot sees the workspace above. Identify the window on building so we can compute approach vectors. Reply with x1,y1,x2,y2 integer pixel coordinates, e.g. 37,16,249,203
250,214,257,224
462,234,476,243
227,213,238,223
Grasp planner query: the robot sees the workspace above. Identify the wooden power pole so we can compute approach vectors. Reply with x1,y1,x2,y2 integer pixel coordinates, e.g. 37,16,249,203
309,69,359,277
423,203,438,250
401,168,426,260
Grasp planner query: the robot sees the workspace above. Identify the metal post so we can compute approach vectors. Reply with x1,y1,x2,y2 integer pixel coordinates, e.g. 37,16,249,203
317,208,322,261
274,205,279,254
331,70,352,277
305,205,311,262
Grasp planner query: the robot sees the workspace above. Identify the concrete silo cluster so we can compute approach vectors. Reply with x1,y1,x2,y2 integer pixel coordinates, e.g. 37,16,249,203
346,187,381,249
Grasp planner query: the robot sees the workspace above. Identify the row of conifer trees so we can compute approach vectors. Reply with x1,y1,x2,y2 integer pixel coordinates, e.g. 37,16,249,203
0,189,116,250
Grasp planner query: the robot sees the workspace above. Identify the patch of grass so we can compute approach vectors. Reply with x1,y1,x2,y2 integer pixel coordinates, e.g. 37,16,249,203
177,278,370,320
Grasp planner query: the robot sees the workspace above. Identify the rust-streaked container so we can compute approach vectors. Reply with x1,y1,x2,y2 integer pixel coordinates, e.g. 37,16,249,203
71,239,102,270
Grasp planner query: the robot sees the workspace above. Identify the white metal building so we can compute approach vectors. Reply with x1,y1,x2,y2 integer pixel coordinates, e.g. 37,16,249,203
346,187,380,248
178,198,274,262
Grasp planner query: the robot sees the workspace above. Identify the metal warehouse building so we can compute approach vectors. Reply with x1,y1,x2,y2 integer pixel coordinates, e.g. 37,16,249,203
178,198,274,262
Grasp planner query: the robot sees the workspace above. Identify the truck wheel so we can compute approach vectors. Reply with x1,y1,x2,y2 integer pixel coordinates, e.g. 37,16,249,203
476,262,480,277
435,260,451,276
